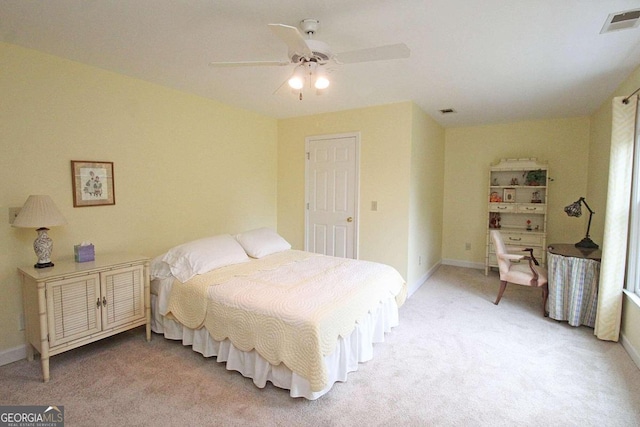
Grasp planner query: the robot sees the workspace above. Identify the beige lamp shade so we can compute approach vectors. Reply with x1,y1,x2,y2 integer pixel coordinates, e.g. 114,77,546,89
13,195,67,229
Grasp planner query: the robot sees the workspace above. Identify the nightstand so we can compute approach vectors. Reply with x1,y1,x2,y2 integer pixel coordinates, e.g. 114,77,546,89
19,253,151,382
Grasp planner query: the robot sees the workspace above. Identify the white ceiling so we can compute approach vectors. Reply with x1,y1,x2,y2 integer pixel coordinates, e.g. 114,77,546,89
2,0,640,127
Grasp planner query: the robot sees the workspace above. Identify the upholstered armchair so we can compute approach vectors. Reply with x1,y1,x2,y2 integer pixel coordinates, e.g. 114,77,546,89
490,230,548,316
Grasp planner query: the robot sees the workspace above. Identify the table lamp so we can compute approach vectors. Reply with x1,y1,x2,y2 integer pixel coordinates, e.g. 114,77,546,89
12,195,68,268
564,197,599,249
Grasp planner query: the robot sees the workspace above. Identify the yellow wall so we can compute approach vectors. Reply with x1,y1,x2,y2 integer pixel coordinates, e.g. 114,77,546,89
0,43,278,353
277,103,412,278
277,102,445,285
443,117,591,266
408,104,445,289
588,64,640,361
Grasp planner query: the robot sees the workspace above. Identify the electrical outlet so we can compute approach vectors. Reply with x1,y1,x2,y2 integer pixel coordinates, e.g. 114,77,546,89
371,201,378,211
418,255,422,265
8,207,21,224
465,242,471,251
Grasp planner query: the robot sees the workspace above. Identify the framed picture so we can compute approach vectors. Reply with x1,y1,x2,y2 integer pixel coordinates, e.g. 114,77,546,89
503,188,516,203
71,161,115,207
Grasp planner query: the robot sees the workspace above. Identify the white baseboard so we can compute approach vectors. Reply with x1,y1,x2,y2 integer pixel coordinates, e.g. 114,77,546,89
0,344,27,367
407,262,441,297
620,331,640,370
441,258,485,270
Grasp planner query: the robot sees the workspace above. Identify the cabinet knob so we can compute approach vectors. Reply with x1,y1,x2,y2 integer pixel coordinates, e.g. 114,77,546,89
102,296,107,306
97,298,101,308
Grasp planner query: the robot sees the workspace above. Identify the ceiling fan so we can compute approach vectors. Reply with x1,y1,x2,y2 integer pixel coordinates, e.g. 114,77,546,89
209,19,410,99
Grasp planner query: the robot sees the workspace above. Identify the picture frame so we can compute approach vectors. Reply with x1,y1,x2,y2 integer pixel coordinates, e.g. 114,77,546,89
503,188,516,203
71,160,115,207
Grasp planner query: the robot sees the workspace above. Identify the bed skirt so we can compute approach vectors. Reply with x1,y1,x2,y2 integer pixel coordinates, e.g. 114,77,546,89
150,293,399,400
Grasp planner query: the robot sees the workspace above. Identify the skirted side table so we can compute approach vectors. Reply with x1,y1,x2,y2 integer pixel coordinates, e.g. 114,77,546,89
547,244,602,327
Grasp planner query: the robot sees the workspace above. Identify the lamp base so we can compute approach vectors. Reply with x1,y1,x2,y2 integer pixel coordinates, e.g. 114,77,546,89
33,227,54,268
34,262,54,269
575,237,599,249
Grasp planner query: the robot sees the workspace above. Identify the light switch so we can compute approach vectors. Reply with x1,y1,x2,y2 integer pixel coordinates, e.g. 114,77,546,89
371,201,378,211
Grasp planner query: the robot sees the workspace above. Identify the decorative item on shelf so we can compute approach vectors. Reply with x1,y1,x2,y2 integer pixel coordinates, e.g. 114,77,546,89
564,197,599,249
525,169,546,186
503,188,516,203
510,178,519,186
489,212,501,229
74,242,95,263
492,178,499,186
12,195,68,268
526,219,532,231
531,191,542,203
490,191,502,202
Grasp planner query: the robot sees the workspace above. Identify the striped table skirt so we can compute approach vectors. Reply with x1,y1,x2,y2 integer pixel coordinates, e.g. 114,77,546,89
547,251,600,327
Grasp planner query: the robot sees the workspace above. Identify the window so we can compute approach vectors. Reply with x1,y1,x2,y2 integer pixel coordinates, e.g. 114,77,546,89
627,107,640,298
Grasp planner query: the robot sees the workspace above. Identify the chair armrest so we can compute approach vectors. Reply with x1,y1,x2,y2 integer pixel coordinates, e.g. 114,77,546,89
498,253,524,261
497,251,540,286
522,248,540,266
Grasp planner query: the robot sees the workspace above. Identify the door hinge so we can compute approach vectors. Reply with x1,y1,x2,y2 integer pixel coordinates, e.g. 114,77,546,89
47,334,49,343
306,202,310,210
306,152,310,160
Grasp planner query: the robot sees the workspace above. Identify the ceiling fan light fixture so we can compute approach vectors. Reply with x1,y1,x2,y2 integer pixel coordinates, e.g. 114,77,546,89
288,66,305,89
288,76,304,90
314,76,330,90
314,69,330,89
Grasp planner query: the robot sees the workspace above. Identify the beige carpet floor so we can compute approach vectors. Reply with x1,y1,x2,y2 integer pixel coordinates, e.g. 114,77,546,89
2,265,639,426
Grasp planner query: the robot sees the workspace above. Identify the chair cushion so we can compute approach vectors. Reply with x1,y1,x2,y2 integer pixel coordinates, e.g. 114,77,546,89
503,263,548,287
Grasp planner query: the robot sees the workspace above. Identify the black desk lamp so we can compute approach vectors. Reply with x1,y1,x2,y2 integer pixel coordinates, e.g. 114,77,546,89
564,197,599,249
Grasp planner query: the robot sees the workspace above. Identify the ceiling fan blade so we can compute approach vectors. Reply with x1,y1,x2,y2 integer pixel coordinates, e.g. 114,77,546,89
209,60,290,67
272,73,293,95
335,43,410,64
268,23,313,58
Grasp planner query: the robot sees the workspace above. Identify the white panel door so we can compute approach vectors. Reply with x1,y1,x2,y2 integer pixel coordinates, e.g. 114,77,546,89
305,133,359,258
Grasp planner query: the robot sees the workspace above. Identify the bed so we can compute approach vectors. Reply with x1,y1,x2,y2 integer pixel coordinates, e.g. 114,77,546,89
150,228,406,400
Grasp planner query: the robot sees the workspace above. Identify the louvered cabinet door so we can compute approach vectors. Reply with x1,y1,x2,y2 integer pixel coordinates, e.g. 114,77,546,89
46,274,102,347
100,265,145,330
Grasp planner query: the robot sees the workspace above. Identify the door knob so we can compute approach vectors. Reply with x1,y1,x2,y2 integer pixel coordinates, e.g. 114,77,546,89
347,217,353,222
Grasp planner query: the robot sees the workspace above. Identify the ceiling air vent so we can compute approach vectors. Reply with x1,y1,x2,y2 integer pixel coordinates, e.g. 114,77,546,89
600,9,640,33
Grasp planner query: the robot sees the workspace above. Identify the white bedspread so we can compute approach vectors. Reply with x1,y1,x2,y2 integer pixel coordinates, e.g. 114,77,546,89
165,250,406,392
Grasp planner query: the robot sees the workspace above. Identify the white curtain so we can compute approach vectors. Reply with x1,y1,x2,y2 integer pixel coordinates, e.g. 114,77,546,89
596,94,638,341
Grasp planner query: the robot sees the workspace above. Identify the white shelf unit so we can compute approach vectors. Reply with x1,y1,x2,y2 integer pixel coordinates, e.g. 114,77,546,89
485,158,549,275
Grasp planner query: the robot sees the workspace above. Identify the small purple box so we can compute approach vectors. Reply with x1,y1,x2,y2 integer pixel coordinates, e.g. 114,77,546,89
74,244,95,263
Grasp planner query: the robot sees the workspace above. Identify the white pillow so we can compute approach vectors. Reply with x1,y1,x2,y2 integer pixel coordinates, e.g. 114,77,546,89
236,227,291,258
161,234,249,282
150,255,172,280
